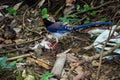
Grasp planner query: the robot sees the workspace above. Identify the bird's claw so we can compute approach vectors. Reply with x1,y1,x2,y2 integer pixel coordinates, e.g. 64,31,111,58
49,45,56,49
47,43,55,49
47,42,58,49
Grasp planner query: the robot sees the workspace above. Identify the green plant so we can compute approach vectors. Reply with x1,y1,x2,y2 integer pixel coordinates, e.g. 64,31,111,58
59,14,79,25
100,18,108,22
6,7,17,15
0,56,16,72
40,72,53,80
77,5,81,10
84,17,91,24
0,50,5,53
91,11,97,16
83,4,90,12
59,16,70,23
14,69,23,80
41,8,48,18
77,4,91,13
59,4,93,25
16,58,24,62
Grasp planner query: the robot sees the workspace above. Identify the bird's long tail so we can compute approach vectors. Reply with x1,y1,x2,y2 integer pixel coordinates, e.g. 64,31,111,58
70,22,113,31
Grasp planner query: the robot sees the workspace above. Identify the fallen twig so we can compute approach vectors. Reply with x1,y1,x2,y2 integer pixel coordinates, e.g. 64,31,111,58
51,49,71,78
82,42,120,62
38,0,46,8
8,52,34,61
0,37,42,49
0,47,29,54
27,57,51,69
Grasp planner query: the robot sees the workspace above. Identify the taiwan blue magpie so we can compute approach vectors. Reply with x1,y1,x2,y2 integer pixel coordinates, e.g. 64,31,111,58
39,18,112,49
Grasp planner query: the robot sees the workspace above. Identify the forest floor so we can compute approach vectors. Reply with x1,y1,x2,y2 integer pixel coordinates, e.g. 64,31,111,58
0,0,120,80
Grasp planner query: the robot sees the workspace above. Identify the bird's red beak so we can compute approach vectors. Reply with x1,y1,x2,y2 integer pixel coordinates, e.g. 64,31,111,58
39,19,44,22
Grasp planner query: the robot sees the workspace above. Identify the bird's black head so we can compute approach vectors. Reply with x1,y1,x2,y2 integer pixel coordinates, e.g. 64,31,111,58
39,18,54,27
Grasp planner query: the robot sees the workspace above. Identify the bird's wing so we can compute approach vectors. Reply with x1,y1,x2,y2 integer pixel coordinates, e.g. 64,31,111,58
47,23,70,33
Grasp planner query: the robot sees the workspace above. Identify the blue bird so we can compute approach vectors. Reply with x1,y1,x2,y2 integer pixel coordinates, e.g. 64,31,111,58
39,18,112,49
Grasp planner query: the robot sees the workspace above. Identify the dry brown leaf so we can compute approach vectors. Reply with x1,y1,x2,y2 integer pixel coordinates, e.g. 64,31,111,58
92,60,99,67
63,5,75,15
73,73,85,80
0,37,4,41
71,48,80,53
0,37,4,45
75,66,83,73
67,54,79,62
13,2,23,10
69,62,79,68
14,39,25,44
104,67,112,74
66,0,76,6
27,57,51,69
73,66,85,80
4,39,12,44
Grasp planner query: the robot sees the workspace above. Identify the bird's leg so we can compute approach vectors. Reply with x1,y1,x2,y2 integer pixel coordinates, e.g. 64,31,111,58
48,38,59,49
49,42,58,49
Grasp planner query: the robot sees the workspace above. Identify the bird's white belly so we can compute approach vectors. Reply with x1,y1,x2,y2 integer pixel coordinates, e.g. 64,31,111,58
52,32,69,40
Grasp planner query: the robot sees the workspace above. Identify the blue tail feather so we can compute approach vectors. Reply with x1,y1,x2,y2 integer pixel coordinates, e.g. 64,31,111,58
71,22,113,31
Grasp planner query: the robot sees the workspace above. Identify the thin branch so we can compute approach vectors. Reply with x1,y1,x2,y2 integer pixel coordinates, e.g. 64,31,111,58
75,1,119,15
7,52,34,61
0,37,43,50
96,20,120,79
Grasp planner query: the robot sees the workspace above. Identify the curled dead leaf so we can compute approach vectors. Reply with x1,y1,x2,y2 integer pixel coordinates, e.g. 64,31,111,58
75,66,83,73
73,66,85,80
67,54,79,62
92,60,99,67
0,37,4,41
66,0,76,6
69,62,79,68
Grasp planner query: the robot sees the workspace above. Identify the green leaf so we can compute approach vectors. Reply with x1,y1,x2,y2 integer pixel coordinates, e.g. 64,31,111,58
91,11,97,16
0,50,5,53
77,5,80,10
86,17,90,21
7,53,16,57
42,8,47,15
0,57,8,72
69,14,77,18
6,7,17,15
80,9,86,12
41,8,48,18
0,56,7,65
59,16,69,23
100,18,108,22
84,17,90,24
6,61,16,69
0,56,16,72
17,58,24,62
40,72,53,80
42,15,48,19
83,4,90,11
84,20,90,24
